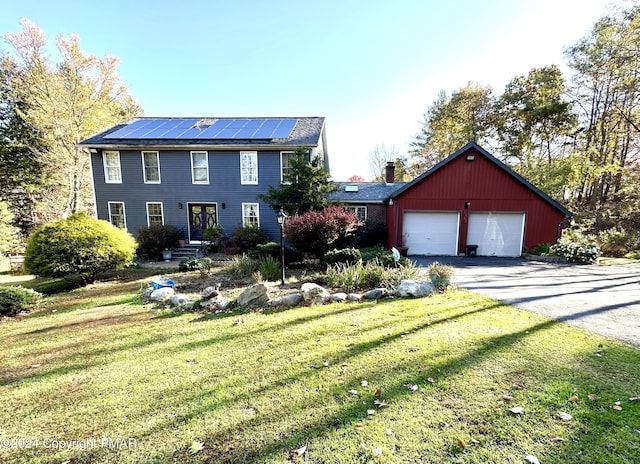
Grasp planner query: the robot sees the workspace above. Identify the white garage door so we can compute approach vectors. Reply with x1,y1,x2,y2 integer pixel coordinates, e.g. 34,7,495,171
467,212,525,257
403,212,459,255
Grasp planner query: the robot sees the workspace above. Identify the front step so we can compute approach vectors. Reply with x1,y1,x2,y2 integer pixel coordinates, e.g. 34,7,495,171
172,244,204,260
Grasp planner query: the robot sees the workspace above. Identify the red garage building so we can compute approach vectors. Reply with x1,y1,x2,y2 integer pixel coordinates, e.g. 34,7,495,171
385,142,571,257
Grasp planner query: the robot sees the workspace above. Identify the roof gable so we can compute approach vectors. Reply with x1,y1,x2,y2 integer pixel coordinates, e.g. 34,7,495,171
389,142,571,216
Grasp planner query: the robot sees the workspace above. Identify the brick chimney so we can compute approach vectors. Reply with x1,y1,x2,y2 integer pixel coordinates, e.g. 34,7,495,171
385,161,395,184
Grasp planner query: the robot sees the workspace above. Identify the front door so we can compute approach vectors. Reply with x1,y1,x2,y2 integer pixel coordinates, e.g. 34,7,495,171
188,203,217,241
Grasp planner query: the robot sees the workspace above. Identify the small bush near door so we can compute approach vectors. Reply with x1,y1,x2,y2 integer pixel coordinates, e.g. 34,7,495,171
137,225,180,261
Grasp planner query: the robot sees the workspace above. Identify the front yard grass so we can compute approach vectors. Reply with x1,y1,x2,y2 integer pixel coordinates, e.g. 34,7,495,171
1,272,639,463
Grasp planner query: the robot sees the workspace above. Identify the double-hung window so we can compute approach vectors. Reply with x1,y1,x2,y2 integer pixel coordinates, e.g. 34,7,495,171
345,206,367,221
191,151,209,184
240,151,258,185
142,151,161,183
108,202,126,228
281,151,295,184
146,202,164,227
242,203,260,227
103,151,122,183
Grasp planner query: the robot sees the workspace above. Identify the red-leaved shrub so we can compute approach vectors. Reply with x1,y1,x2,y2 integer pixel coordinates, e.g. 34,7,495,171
285,206,360,258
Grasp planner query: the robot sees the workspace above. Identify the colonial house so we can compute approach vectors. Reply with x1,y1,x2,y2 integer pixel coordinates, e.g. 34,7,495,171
80,116,328,243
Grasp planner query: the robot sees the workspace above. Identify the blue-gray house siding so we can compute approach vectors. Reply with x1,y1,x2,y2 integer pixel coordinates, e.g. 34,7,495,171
82,117,327,243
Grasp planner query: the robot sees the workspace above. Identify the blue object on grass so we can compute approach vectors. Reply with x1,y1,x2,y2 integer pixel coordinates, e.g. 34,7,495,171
152,277,175,289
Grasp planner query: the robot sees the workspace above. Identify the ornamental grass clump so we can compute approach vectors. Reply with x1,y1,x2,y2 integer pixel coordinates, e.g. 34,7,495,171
428,262,455,291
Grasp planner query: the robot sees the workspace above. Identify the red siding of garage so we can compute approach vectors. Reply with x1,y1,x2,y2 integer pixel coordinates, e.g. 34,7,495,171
386,146,567,254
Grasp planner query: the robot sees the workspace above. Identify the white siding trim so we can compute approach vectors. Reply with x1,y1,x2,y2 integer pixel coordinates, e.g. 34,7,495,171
241,202,260,227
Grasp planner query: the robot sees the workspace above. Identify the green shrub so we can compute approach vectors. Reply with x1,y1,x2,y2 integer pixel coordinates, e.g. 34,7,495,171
137,224,180,261
324,248,362,267
625,250,640,260
203,225,224,253
226,254,261,278
178,257,214,277
550,239,601,264
248,242,305,266
525,243,552,255
258,256,281,282
232,225,269,252
24,214,137,285
596,227,639,258
324,259,418,292
0,286,42,316
354,219,387,248
178,257,201,271
427,262,454,291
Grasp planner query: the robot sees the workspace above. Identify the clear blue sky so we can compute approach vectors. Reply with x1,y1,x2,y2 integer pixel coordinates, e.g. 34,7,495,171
1,0,613,180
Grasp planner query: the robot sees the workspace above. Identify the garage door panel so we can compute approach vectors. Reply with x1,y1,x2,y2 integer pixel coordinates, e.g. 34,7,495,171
467,212,525,257
403,212,459,256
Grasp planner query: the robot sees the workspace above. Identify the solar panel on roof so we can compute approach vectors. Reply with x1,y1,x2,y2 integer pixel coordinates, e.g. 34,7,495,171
104,117,297,140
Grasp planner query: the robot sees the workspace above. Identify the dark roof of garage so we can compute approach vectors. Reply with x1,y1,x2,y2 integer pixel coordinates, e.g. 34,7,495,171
329,182,407,204
387,142,572,217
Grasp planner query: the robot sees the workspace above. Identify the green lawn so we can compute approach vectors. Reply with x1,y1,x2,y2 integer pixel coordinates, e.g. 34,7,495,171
1,272,639,463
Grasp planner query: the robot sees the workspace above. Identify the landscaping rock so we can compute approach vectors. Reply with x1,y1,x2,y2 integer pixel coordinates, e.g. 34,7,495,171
330,292,347,302
363,288,388,300
199,294,229,310
201,285,220,300
268,293,303,308
396,279,435,297
237,283,270,308
346,293,362,301
150,287,175,301
171,293,192,307
301,283,330,305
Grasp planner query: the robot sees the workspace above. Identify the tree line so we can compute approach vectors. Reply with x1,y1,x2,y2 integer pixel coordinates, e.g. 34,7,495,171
374,4,639,255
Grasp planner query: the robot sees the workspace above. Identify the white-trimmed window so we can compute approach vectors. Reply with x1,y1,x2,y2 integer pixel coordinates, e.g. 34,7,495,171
142,151,161,183
346,205,367,221
103,151,122,183
108,201,126,228
191,151,209,184
146,202,164,227
240,151,258,185
242,203,260,227
281,151,295,184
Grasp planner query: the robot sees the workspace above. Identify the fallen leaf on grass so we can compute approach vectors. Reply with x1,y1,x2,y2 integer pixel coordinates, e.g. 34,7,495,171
525,454,540,464
30,364,41,368
613,404,623,410
502,394,514,401
189,441,204,454
403,383,418,392
408,346,419,352
374,388,382,397
629,396,639,401
559,411,573,421
588,393,600,401
439,421,451,427
512,382,524,389
292,445,307,457
367,409,376,415
361,380,368,387
568,395,579,403
510,406,524,415
385,428,393,435
374,399,388,408
549,435,564,442
371,448,383,456
427,377,435,383
470,438,479,445
348,389,358,395
355,422,365,429
456,437,466,449
322,361,329,367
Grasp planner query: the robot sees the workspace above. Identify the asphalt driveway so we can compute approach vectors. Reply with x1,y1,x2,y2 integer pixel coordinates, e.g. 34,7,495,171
412,256,640,348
